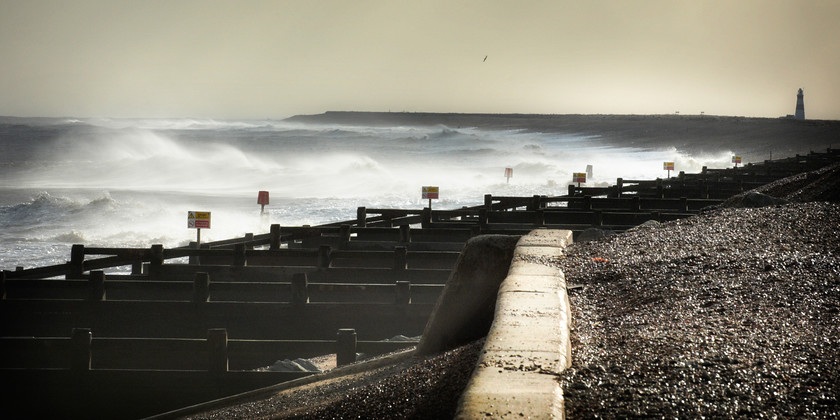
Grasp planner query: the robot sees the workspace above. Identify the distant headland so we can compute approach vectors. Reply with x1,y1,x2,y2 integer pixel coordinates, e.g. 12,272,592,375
286,111,840,163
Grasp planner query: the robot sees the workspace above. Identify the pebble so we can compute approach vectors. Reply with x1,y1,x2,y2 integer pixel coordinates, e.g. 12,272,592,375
556,202,840,418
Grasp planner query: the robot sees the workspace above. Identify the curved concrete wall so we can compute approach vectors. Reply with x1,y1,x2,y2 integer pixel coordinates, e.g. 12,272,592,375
416,235,521,356
455,229,573,420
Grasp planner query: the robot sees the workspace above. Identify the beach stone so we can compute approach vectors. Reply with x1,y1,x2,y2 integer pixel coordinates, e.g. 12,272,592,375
729,191,790,208
627,220,660,232
577,227,614,242
265,358,321,372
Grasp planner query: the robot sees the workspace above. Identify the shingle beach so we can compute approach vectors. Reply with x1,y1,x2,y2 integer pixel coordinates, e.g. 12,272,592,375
556,168,840,418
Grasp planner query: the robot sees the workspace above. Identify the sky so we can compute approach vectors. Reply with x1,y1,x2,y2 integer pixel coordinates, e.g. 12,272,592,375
1,0,839,120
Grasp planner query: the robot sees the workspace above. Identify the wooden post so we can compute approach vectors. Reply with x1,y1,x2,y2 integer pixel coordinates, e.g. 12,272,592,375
69,244,85,279
193,272,210,303
395,281,410,305
421,208,431,229
527,195,541,211
339,224,352,247
534,209,545,226
234,243,246,267
631,196,641,212
479,209,488,231
270,224,281,250
131,260,142,275
356,207,367,228
88,270,106,301
616,178,623,197
318,245,332,269
244,233,254,249
71,328,92,372
568,184,575,197
149,244,164,279
291,273,308,305
484,194,493,211
583,195,592,211
680,197,688,213
656,179,664,198
399,224,411,243
208,328,228,373
593,210,603,227
336,329,357,367
1,271,6,300
394,246,407,271
189,241,198,265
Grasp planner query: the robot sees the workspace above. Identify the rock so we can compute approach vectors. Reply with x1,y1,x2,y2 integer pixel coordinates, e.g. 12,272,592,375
742,191,790,207
577,228,615,242
265,358,322,372
627,220,660,232
723,191,789,208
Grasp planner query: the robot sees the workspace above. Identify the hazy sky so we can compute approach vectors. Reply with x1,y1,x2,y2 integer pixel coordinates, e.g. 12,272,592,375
2,0,838,120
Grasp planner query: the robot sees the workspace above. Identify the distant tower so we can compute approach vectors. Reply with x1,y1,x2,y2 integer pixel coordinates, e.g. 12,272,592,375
794,88,805,120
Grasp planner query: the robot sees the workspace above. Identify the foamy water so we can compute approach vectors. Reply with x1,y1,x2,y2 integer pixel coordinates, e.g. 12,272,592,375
0,117,736,270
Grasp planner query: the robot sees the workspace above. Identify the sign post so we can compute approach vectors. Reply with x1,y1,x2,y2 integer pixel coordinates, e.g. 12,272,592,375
187,211,211,246
573,172,586,188
504,167,513,184
257,191,269,215
663,161,675,178
732,156,741,167
422,186,439,210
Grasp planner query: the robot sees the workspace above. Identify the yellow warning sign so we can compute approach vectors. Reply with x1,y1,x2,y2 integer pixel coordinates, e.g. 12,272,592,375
188,211,211,229
422,186,439,199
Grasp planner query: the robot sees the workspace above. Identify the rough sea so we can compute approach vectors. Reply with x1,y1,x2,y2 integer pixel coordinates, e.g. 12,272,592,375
0,117,735,271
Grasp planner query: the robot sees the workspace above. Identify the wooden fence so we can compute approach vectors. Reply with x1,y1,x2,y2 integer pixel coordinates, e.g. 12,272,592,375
1,146,837,419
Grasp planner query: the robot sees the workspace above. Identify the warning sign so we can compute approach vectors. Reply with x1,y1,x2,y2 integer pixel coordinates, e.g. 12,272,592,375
732,156,742,164
422,186,439,200
573,172,587,183
663,162,675,171
188,211,211,229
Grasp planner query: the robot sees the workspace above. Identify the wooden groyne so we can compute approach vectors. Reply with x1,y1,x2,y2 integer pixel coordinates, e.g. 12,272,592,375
1,147,838,419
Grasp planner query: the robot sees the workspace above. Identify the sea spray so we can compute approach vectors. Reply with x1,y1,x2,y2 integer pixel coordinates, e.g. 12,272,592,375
1,118,734,270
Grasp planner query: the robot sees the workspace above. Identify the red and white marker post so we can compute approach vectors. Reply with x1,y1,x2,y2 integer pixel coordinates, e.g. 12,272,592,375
258,191,269,215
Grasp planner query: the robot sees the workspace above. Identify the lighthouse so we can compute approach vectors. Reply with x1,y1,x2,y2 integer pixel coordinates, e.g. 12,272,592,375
794,88,805,120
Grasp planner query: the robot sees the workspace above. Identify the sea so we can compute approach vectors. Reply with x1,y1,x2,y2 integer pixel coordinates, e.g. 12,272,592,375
0,117,736,271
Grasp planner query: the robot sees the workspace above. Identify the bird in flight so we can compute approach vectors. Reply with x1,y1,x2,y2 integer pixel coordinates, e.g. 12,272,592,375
483,55,488,62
